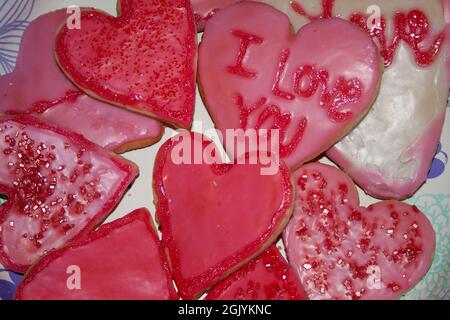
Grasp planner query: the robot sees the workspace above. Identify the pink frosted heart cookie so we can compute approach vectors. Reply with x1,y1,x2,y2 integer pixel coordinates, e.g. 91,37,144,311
261,0,449,199
283,162,436,300
198,2,382,169
0,115,138,272
0,10,163,153
15,208,178,300
206,245,308,300
55,0,197,129
191,0,241,31
153,132,294,299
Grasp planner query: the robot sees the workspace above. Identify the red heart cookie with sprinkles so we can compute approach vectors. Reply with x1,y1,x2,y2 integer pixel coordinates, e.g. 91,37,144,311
0,115,138,273
15,208,178,300
55,0,197,129
153,132,294,299
206,245,308,300
283,162,436,300
198,2,382,168
0,10,162,153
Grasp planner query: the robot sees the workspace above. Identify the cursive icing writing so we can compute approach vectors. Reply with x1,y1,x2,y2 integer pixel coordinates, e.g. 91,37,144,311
290,0,445,67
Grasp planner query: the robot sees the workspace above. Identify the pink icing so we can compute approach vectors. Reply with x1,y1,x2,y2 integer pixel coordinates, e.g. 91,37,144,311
15,209,178,300
328,114,446,199
55,0,197,129
0,116,138,272
283,163,436,300
445,0,450,82
191,0,241,31
0,10,162,153
199,2,381,168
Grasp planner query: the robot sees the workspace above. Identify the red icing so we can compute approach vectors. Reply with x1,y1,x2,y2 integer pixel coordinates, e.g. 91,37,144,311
0,10,162,153
290,0,334,20
5,91,83,115
0,115,138,272
153,132,294,299
283,163,436,300
227,30,264,78
291,0,445,67
15,209,178,300
234,94,308,157
206,245,308,300
55,0,197,129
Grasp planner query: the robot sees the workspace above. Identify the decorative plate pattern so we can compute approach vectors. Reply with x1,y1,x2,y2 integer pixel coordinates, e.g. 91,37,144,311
0,0,34,75
0,0,448,300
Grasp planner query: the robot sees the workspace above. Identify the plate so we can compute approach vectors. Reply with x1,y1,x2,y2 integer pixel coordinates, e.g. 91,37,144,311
0,0,448,300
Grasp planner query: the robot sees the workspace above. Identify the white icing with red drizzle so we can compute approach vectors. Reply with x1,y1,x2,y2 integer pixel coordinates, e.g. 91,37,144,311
255,0,449,199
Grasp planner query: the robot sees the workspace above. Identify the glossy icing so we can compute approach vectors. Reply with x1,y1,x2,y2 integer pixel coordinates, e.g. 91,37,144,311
257,0,449,199
0,10,162,153
284,163,436,300
0,115,138,272
198,2,381,168
55,0,197,129
153,132,294,299
206,245,308,300
191,0,240,31
15,208,178,300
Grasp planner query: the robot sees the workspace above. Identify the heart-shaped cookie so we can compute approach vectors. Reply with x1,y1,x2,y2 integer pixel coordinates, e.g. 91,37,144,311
206,245,308,300
153,132,294,299
283,162,436,300
0,10,163,153
198,2,382,168
191,0,240,31
55,0,197,129
0,115,138,272
15,208,178,300
257,0,449,199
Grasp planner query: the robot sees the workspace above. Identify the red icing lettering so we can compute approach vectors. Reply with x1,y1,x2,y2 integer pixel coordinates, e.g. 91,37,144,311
271,50,359,121
272,49,295,100
227,30,264,78
350,10,445,67
290,0,334,20
290,1,445,68
234,94,307,157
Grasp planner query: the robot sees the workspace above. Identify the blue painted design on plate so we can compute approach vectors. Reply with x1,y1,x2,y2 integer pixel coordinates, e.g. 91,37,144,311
0,0,35,75
0,269,22,300
428,143,448,179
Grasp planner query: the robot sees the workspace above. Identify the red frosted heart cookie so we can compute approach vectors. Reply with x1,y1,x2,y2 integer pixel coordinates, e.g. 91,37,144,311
153,132,294,299
15,208,178,300
0,115,138,272
283,163,436,300
55,0,197,129
198,2,382,168
0,10,163,153
206,245,308,300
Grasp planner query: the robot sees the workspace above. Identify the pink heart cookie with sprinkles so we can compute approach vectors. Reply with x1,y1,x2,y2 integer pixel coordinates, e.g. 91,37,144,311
284,162,436,300
0,115,138,272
